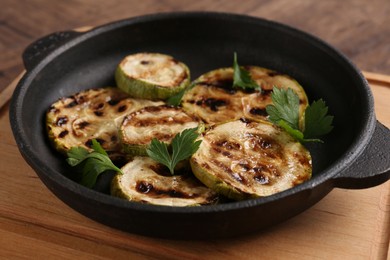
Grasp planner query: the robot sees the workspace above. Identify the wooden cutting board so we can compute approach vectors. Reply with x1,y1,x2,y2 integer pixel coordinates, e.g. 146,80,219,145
0,72,389,259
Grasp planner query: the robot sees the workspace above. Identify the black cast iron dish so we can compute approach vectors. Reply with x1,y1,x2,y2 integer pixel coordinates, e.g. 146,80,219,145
10,12,390,239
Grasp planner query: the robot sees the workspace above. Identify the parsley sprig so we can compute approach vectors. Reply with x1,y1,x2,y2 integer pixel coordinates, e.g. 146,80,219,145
266,87,334,143
166,82,195,107
146,127,202,175
233,52,261,91
66,139,123,188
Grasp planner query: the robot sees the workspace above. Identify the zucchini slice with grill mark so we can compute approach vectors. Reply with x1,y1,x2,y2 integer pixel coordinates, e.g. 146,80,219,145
119,105,200,156
115,53,191,100
190,119,312,200
111,157,219,206
182,67,308,126
46,87,163,161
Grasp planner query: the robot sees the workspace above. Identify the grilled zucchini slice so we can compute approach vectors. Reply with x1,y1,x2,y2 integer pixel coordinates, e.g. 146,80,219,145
115,53,191,100
182,67,308,126
190,119,312,200
111,157,219,206
46,87,163,160
119,105,199,156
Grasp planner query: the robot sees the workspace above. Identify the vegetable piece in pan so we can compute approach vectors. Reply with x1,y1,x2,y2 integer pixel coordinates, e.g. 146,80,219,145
115,53,191,100
182,66,308,126
190,119,312,200
111,157,219,206
46,87,163,161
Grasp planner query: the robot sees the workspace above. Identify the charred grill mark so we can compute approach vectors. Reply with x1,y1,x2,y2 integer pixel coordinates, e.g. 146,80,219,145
117,105,127,113
198,79,234,90
294,152,311,168
260,139,272,149
211,159,233,174
85,139,93,148
94,103,104,110
135,181,196,199
94,111,104,117
239,163,250,171
195,98,227,112
253,173,270,184
151,133,174,142
96,138,106,145
214,140,242,150
239,117,253,124
65,99,78,108
246,132,281,152
49,106,60,114
249,107,268,117
108,99,120,106
149,164,171,177
58,130,69,138
85,138,106,148
140,60,150,65
136,181,153,193
231,172,246,184
77,121,90,129
261,89,273,96
210,159,248,185
267,71,282,77
252,166,272,184
56,116,68,126
222,151,232,158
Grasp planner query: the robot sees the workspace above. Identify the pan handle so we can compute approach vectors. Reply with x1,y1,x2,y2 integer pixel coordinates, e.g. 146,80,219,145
22,30,82,71
334,121,390,189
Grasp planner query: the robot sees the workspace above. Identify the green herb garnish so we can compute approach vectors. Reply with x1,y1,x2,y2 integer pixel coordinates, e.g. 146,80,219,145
146,127,202,175
66,139,123,188
166,82,196,107
233,52,260,91
266,87,333,143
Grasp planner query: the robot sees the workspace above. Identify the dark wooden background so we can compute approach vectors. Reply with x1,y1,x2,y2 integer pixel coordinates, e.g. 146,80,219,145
1,0,390,93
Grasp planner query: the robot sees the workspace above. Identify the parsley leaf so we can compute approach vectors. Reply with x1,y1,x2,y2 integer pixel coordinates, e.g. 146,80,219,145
66,139,123,188
146,127,202,175
232,52,260,91
266,87,300,130
303,99,334,138
266,87,334,143
166,82,195,107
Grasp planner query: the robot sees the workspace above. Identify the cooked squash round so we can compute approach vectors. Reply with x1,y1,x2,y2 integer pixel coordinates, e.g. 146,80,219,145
46,87,163,160
190,119,312,200
115,53,191,100
182,67,308,126
111,157,219,206
119,105,200,156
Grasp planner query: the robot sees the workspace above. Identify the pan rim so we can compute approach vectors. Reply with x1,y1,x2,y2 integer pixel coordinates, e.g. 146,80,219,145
10,11,376,214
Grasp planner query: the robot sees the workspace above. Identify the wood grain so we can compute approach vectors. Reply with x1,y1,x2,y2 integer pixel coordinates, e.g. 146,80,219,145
0,74,389,259
1,0,390,94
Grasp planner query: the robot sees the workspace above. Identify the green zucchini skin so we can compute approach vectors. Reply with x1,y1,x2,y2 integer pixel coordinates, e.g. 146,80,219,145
190,119,312,200
115,53,191,100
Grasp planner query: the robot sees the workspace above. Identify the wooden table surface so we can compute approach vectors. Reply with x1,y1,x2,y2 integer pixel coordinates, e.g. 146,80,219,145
1,1,390,259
